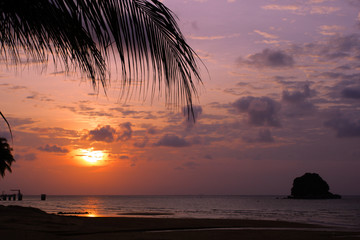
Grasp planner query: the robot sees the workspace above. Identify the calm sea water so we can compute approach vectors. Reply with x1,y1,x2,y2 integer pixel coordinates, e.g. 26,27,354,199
1,195,359,230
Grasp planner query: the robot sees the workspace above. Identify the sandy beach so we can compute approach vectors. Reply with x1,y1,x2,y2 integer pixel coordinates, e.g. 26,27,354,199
0,205,359,240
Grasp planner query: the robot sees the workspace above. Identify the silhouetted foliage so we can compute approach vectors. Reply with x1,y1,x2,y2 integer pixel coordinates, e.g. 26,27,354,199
289,173,341,199
0,138,15,178
0,0,202,111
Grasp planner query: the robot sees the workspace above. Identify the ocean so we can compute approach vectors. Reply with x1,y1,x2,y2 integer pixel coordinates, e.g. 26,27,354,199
1,195,359,230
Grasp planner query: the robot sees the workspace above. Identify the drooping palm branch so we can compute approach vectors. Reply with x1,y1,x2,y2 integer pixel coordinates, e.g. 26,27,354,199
0,111,13,143
0,0,202,110
0,137,15,178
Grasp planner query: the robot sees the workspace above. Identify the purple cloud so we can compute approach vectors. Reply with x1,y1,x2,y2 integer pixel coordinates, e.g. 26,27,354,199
155,134,191,147
87,125,116,143
118,122,132,141
324,117,360,138
238,49,294,68
37,144,69,153
233,96,281,127
14,153,37,161
342,87,360,99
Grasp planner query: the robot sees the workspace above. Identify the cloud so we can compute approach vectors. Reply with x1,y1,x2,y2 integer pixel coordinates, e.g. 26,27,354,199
182,161,199,169
83,123,132,143
282,84,316,108
324,117,360,138
133,137,148,148
37,144,69,153
154,134,191,147
7,117,36,127
342,87,360,99
318,25,344,36
297,34,360,61
257,129,275,142
14,153,37,161
86,125,117,143
238,49,294,68
233,96,281,127
262,4,340,15
282,84,312,103
243,129,275,143
188,33,240,41
30,127,78,138
310,6,340,15
118,122,132,141
262,4,300,11
59,102,113,118
282,84,316,117
147,126,158,135
253,30,278,39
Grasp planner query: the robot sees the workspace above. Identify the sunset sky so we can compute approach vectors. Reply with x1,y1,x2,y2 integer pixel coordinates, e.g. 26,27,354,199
1,0,360,195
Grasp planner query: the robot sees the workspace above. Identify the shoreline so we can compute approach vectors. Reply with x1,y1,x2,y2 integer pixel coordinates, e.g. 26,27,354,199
1,205,360,240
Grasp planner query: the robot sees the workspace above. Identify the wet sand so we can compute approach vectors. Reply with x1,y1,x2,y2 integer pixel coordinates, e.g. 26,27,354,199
1,205,359,240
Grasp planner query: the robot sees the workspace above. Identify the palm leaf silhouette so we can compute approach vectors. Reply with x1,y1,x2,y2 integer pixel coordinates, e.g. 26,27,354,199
0,138,15,178
0,0,202,110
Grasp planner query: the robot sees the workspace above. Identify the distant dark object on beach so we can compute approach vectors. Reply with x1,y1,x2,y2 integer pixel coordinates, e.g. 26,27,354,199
41,194,46,201
288,173,341,199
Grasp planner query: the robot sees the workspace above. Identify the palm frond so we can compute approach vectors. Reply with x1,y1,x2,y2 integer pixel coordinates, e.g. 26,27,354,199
0,0,202,110
0,111,13,144
0,138,15,178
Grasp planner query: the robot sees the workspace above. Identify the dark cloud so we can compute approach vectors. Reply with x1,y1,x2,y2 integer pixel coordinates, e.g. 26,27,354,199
282,84,312,103
83,123,132,143
233,96,281,127
14,153,37,161
37,144,69,153
30,127,78,138
317,72,360,81
182,161,199,169
86,125,116,143
281,84,316,115
324,117,360,138
118,122,132,141
25,92,53,102
336,65,352,71
329,34,360,54
274,76,299,86
147,126,158,135
7,117,35,127
154,134,191,147
238,48,294,68
111,107,155,119
243,129,274,143
133,137,148,148
342,87,360,99
59,102,113,117
257,129,275,142
294,34,360,62
9,85,27,90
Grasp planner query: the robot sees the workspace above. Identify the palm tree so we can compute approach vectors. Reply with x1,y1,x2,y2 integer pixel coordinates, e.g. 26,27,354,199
0,138,15,178
0,0,203,176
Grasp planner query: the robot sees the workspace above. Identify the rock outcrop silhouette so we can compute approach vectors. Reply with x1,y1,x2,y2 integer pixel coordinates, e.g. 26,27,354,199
289,173,341,199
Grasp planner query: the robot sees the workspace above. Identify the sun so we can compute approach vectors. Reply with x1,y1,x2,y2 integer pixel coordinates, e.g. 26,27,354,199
80,148,105,164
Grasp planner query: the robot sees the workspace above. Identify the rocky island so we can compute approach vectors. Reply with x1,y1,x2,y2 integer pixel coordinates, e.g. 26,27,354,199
288,173,341,199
